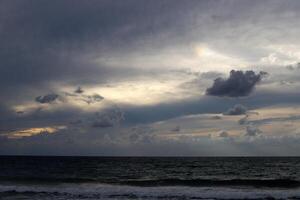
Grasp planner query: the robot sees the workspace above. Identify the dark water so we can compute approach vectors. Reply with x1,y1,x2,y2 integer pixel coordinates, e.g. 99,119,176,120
0,156,300,199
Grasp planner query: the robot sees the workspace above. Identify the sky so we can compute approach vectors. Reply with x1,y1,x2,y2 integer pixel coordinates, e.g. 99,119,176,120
1,0,300,156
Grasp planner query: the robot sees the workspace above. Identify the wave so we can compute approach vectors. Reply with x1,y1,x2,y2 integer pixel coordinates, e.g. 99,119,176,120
0,183,300,200
122,178,300,188
1,176,299,188
0,176,97,184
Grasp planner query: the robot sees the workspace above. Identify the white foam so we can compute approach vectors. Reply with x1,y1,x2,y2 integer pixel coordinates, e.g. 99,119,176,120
1,183,300,199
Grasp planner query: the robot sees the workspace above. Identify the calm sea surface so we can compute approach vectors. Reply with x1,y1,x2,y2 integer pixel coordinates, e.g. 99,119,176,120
0,156,299,199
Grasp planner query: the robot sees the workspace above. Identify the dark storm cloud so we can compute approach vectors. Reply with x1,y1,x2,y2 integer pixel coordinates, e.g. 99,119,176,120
224,104,248,115
0,0,198,106
206,70,267,97
0,0,295,107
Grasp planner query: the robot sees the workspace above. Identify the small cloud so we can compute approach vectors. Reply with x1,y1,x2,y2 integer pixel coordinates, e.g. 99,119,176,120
285,62,300,71
16,111,24,115
286,65,295,71
69,119,83,125
219,131,229,138
206,70,267,97
91,94,104,101
64,88,104,104
35,94,60,104
74,86,84,94
245,125,262,137
224,104,248,115
91,107,124,128
238,111,259,125
280,80,294,85
128,126,156,144
64,92,78,97
171,125,181,132
211,115,222,120
82,94,104,104
238,115,249,125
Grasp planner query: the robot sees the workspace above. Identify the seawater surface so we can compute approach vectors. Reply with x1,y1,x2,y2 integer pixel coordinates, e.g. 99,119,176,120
0,156,299,200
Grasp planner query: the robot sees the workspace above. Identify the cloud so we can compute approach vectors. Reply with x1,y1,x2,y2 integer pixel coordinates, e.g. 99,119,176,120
247,115,300,126
82,94,104,104
128,125,156,144
35,94,60,104
206,70,267,97
238,115,249,125
4,126,66,139
219,131,229,138
245,125,262,137
74,86,84,94
224,104,248,115
91,107,124,128
211,115,222,120
171,125,181,132
34,90,104,105
64,87,104,104
200,71,224,79
285,63,300,71
3,124,300,156
16,111,25,115
2,1,300,156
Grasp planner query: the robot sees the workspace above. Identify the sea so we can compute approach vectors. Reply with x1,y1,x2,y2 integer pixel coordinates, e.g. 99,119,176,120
0,156,299,200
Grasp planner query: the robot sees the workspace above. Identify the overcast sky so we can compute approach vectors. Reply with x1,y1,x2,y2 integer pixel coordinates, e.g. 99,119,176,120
1,0,300,156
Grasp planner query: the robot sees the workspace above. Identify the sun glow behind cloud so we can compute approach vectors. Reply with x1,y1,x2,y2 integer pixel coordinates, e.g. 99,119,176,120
4,126,66,139
96,43,249,75
86,78,199,106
